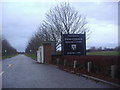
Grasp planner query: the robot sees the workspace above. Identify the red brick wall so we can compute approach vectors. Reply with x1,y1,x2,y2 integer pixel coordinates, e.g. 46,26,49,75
43,44,52,64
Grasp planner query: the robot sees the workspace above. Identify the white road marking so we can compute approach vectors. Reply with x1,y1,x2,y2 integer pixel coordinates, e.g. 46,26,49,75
8,64,12,67
0,71,4,76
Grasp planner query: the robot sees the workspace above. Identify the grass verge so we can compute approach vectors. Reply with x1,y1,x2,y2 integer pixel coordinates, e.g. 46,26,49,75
2,54,18,60
86,51,119,56
25,54,37,60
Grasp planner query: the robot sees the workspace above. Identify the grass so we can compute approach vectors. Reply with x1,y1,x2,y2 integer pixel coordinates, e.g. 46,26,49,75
86,51,119,56
2,54,18,60
25,54,37,60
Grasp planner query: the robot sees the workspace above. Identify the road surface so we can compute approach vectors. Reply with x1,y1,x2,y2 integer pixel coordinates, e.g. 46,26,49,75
2,54,115,88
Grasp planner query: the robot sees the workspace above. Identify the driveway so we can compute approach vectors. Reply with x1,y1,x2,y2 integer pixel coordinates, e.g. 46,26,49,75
2,54,115,88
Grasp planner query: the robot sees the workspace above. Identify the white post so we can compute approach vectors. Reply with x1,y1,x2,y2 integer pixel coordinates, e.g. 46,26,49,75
57,58,59,65
88,62,92,72
37,50,40,63
64,59,66,66
111,65,117,78
41,46,44,64
74,61,77,68
37,46,44,64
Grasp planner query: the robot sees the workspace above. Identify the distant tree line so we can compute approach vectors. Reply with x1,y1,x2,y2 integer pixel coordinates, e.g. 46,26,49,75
87,46,120,52
2,38,17,56
25,3,90,54
17,52,25,54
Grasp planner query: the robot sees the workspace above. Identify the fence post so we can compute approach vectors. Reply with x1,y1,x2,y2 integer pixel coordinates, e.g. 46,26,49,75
74,60,77,68
87,62,92,72
111,65,118,78
56,58,59,65
64,59,66,66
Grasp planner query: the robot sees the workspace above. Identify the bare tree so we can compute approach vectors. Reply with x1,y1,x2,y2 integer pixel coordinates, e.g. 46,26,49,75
26,3,90,52
25,34,43,54
46,3,88,33
39,3,90,49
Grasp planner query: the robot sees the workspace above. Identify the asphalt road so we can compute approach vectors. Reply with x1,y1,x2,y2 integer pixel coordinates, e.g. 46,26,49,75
2,54,115,88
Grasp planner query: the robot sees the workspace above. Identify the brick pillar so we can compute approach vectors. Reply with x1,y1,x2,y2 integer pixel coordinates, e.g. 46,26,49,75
43,43,52,64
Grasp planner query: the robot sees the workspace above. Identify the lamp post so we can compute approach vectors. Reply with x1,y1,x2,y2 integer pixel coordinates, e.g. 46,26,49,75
5,50,7,55
5,50,7,52
29,50,32,53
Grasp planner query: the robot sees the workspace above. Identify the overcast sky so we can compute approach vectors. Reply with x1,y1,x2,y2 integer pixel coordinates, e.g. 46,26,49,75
2,1,118,52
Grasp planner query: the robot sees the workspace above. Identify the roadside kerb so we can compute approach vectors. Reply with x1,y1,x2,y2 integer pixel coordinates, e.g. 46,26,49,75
78,73,120,88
